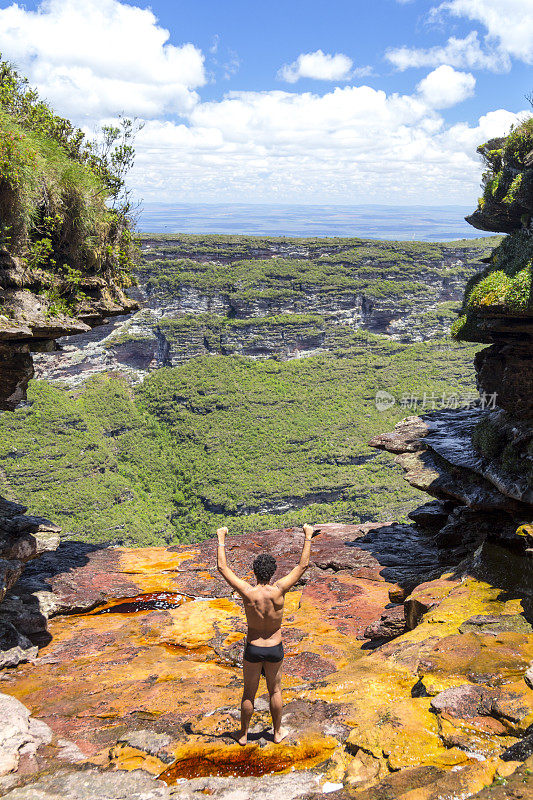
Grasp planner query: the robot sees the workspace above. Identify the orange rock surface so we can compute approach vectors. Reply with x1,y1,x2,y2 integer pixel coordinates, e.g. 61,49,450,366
1,525,532,797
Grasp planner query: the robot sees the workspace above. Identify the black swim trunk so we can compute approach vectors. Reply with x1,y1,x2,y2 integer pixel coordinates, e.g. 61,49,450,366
244,641,284,663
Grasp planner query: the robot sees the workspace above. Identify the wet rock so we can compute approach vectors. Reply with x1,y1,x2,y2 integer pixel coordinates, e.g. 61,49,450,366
408,501,452,530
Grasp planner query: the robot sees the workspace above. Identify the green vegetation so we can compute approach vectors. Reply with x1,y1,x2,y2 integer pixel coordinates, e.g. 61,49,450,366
453,117,533,341
0,58,138,316
140,236,498,309
455,232,533,323
472,414,533,485
0,330,481,543
474,117,533,231
0,376,202,545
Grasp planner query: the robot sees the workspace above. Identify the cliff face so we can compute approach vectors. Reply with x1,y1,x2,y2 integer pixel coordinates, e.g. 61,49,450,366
0,249,137,409
32,235,494,387
371,121,533,556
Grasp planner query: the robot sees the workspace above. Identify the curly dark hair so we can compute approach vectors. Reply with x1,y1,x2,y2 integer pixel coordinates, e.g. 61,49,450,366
253,553,277,584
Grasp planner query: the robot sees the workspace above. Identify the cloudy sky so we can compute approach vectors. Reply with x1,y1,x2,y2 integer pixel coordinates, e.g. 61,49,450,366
0,0,531,205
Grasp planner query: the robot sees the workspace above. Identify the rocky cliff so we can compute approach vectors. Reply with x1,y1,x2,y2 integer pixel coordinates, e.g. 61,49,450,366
0,61,140,672
33,235,494,387
0,256,136,672
371,118,533,558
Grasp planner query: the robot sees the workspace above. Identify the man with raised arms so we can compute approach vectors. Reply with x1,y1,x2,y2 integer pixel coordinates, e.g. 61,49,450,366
216,523,315,745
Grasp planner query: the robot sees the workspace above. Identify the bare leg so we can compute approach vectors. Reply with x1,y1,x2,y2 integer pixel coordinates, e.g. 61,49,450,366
264,659,287,743
232,659,262,745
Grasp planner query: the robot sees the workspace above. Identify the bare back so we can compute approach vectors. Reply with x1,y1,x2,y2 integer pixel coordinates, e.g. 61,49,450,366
242,584,285,646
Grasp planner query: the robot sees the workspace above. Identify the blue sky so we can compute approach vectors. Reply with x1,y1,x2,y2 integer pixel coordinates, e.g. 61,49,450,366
0,0,531,205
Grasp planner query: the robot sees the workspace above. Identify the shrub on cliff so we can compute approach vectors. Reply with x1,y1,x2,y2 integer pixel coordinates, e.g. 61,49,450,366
453,116,533,341
0,58,138,316
467,118,533,235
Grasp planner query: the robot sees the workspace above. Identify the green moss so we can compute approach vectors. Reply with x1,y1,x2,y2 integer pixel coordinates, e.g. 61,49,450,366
472,417,507,459
459,231,533,316
503,174,523,205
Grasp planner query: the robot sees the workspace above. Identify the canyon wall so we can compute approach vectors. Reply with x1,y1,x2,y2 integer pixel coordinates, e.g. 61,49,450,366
371,118,533,559
32,235,493,387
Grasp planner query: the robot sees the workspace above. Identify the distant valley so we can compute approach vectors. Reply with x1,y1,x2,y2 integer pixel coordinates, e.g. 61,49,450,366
0,234,494,545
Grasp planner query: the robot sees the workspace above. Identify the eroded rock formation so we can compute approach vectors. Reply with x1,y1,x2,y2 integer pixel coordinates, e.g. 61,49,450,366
0,249,137,410
1,123,533,797
32,236,492,388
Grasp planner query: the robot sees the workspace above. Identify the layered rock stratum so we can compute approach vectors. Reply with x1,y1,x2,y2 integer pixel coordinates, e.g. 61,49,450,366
32,235,494,387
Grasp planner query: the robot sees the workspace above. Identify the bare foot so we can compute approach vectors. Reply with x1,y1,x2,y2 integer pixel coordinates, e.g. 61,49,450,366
273,727,288,743
229,730,248,746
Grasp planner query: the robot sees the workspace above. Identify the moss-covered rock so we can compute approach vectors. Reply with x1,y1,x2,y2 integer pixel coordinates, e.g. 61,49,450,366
453,120,533,349
467,121,533,234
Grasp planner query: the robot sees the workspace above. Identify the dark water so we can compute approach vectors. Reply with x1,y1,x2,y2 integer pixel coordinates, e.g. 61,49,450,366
92,592,191,614
138,203,491,242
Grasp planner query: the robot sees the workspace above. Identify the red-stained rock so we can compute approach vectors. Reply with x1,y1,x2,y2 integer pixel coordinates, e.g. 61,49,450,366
364,604,406,642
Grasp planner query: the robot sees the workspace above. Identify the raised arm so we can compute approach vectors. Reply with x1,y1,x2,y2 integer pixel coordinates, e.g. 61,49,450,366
216,527,252,597
275,524,314,594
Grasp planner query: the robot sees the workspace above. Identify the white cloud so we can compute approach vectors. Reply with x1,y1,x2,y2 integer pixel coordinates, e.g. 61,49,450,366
437,0,533,64
416,65,476,108
0,0,206,121
129,82,524,205
278,50,354,83
0,0,525,206
386,31,510,72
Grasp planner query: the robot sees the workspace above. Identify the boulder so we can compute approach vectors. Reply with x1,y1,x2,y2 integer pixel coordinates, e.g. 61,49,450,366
364,605,406,641
0,694,52,777
0,622,37,668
